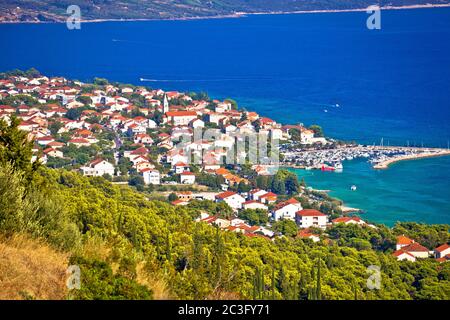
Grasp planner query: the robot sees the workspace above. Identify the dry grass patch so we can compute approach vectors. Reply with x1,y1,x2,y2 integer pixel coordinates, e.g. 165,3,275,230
0,234,69,300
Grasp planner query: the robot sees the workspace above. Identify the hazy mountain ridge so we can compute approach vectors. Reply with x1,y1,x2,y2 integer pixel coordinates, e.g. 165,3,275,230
1,0,450,22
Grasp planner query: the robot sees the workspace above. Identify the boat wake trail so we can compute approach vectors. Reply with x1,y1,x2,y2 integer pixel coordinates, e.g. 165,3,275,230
139,78,250,82
139,76,311,83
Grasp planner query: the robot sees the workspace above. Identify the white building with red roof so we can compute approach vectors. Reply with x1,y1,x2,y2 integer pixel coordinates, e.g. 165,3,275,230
242,200,268,211
398,243,430,259
133,133,153,145
167,149,188,165
272,198,302,221
248,189,268,201
164,111,198,126
180,171,196,185
332,216,366,226
297,228,320,242
434,244,450,259
259,192,278,204
215,191,245,210
174,162,190,174
81,158,115,177
300,128,315,144
35,136,55,146
396,235,415,251
43,147,63,158
141,168,160,185
68,138,91,147
295,209,327,229
393,250,416,262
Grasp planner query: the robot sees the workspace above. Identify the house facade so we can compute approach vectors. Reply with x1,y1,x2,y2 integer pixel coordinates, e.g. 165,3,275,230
295,209,327,229
81,159,115,177
142,169,160,185
215,191,245,210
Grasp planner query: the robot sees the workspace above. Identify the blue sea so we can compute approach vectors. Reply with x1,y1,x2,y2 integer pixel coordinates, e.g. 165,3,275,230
1,8,449,225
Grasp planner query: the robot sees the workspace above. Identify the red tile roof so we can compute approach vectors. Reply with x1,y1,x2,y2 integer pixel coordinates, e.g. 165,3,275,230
397,235,414,245
89,158,106,166
332,216,362,224
393,249,415,258
435,243,450,252
402,243,429,253
296,209,326,217
216,191,237,199
259,192,277,199
165,111,197,117
68,138,90,144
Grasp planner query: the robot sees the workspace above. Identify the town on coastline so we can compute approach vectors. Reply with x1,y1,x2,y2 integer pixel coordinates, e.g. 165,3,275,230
1,68,449,263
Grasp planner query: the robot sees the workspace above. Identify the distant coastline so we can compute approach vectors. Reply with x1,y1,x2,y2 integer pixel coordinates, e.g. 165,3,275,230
1,3,450,24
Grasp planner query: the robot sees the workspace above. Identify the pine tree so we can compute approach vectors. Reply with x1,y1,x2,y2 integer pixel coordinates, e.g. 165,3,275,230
0,116,39,183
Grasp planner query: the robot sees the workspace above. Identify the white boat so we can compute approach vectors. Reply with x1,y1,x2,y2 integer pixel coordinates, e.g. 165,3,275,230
334,162,343,171
351,185,357,191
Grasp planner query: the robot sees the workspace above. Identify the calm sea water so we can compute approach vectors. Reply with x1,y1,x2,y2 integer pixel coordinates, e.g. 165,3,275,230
0,8,449,225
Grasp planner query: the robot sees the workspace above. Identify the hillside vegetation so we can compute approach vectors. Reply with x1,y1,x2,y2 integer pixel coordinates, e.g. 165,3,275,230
1,0,449,22
0,118,449,300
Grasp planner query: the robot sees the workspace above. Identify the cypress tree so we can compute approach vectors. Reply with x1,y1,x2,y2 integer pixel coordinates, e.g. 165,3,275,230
117,211,123,233
271,267,276,300
166,233,171,262
253,267,259,300
192,228,203,271
297,272,303,300
260,268,264,299
316,259,322,300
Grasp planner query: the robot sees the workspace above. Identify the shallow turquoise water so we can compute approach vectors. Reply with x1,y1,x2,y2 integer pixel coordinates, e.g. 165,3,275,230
290,156,450,226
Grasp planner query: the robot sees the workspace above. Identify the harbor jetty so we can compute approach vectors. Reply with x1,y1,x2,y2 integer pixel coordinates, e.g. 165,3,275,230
373,148,450,169
281,145,450,170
